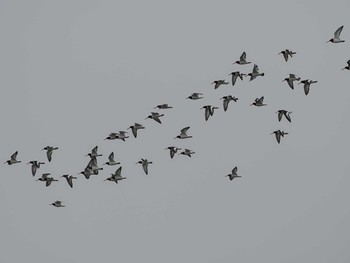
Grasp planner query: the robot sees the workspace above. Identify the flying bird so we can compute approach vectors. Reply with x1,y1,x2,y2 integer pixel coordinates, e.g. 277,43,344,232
201,105,219,121
226,167,241,181
282,74,300,90
246,64,264,81
228,71,245,86
61,174,77,188
299,79,317,95
271,130,288,144
86,146,102,158
137,159,152,175
42,146,58,162
179,149,195,158
78,167,94,179
278,49,296,62
211,80,229,89
276,110,292,123
165,147,181,159
36,173,58,187
27,161,45,176
342,60,350,70
86,156,103,175
104,152,120,166
50,201,65,207
233,52,251,65
220,95,238,111
186,93,203,100
5,151,21,165
104,167,126,184
154,104,173,109
128,123,145,138
146,112,164,124
250,96,267,107
174,127,192,139
327,26,345,43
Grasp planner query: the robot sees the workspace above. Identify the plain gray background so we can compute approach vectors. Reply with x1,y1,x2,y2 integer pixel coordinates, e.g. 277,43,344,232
1,0,350,262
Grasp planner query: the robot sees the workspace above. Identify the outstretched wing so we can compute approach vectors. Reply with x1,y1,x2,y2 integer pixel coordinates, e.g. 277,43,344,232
334,25,344,38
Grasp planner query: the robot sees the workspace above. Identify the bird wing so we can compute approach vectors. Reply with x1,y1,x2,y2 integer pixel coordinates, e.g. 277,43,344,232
278,111,283,122
31,164,37,177
180,127,190,135
223,99,229,112
282,51,288,62
285,112,292,123
289,74,296,79
347,60,350,67
11,151,18,160
252,64,259,74
153,116,162,124
109,152,115,162
91,146,98,155
334,26,344,38
115,166,122,177
240,52,247,62
142,163,148,175
47,149,53,162
232,167,238,174
204,107,210,121
68,177,73,188
304,84,310,95
231,73,238,86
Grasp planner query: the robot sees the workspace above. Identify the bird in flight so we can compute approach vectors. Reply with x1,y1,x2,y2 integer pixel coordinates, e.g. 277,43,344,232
327,26,345,43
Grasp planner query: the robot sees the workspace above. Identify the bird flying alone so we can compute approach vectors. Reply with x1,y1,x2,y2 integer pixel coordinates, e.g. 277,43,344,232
327,26,345,43
128,123,145,138
245,64,264,81
51,201,65,207
342,60,350,70
179,149,195,158
226,166,241,181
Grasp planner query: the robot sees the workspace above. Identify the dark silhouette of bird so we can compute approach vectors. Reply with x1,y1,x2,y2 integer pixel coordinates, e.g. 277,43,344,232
5,151,21,165
42,146,58,162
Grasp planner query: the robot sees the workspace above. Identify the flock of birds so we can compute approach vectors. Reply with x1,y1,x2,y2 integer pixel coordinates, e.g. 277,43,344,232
4,26,349,208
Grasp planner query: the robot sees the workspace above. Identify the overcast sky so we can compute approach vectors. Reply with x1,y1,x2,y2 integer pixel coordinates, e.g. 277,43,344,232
1,0,350,262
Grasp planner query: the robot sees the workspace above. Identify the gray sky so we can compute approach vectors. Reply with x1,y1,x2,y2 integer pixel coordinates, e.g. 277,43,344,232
1,0,350,262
